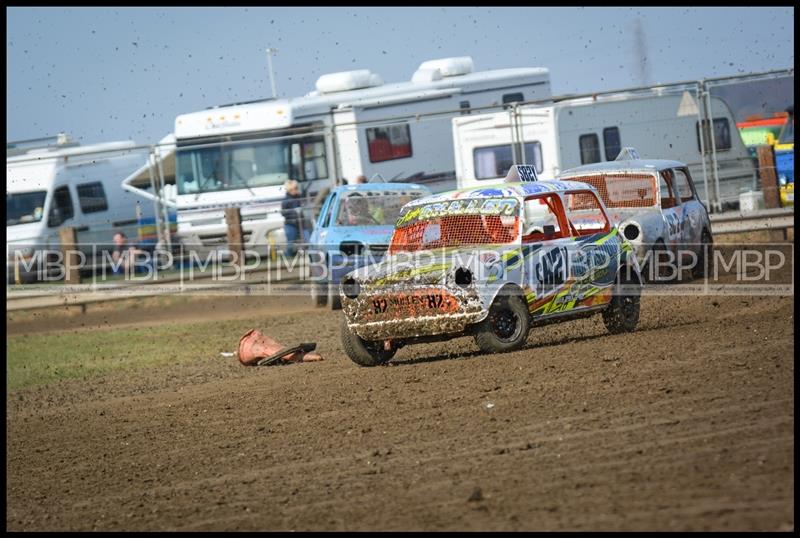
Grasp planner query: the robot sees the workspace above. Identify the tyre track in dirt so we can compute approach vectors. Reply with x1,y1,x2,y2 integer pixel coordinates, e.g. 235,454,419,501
6,287,794,531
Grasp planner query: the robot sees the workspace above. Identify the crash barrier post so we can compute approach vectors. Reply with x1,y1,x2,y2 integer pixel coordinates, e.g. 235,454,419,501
265,225,282,263
225,207,244,268
59,227,80,284
757,145,782,210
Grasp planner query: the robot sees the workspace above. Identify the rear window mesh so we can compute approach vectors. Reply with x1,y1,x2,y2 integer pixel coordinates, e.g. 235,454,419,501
566,173,657,208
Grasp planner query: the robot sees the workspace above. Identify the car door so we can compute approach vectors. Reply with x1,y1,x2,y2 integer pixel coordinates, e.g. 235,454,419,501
561,189,619,309
520,192,575,318
657,169,683,249
671,167,706,251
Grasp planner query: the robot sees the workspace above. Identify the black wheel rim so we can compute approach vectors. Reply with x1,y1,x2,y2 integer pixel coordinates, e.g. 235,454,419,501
491,308,520,341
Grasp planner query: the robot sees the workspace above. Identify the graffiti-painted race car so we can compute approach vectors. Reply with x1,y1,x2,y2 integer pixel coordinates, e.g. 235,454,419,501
558,152,713,280
339,166,643,366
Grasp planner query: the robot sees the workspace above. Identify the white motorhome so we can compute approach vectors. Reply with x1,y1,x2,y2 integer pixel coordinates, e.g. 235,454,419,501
452,91,757,210
7,135,155,281
123,56,551,252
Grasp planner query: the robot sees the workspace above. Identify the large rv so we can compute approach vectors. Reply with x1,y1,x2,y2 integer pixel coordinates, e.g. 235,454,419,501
123,56,551,253
452,91,757,210
7,135,155,281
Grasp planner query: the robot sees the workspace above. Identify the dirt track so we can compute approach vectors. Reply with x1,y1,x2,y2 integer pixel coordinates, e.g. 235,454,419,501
6,278,795,530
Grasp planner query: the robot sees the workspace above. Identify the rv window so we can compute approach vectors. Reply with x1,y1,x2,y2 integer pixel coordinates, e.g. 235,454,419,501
502,93,524,105
7,191,47,226
473,142,543,180
671,168,695,202
47,186,74,227
579,134,601,165
367,124,412,163
176,136,327,195
459,101,471,115
603,127,621,161
302,140,328,181
696,118,732,152
76,182,109,214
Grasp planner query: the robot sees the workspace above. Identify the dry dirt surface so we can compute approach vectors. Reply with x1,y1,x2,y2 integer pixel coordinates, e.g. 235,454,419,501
6,279,795,530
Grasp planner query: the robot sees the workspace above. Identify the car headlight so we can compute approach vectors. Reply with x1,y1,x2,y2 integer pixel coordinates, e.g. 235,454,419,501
454,267,472,287
341,277,361,299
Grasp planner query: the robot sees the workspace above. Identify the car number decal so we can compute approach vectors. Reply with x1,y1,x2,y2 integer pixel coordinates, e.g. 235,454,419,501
370,290,459,316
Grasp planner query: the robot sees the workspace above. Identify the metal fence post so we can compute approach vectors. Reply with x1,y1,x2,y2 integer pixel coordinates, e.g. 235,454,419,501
704,86,722,212
155,144,172,250
696,82,711,210
147,147,166,252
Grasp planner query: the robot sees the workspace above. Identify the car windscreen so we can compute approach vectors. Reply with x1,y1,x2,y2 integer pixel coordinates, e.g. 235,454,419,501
334,190,426,227
7,190,47,226
565,173,658,208
389,197,520,253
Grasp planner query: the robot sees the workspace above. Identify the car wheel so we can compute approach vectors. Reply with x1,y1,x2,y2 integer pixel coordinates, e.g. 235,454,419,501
473,294,530,354
341,317,395,366
329,283,342,310
311,281,328,307
691,230,713,280
602,271,641,334
646,239,674,283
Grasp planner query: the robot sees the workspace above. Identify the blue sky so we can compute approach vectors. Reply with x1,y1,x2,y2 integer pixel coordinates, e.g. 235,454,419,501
7,7,794,145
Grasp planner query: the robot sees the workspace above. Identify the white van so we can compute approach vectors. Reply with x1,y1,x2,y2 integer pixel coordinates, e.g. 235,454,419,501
453,91,757,210
7,137,156,282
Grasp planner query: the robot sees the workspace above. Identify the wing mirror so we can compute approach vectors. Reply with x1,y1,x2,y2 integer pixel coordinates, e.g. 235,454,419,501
543,224,556,238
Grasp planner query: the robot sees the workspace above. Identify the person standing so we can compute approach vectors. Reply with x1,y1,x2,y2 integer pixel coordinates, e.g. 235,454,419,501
281,179,311,256
111,231,146,275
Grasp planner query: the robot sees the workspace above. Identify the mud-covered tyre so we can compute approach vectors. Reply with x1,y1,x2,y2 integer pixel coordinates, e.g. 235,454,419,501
602,272,641,334
311,282,328,307
691,230,713,279
473,294,530,354
646,239,673,283
329,284,342,310
341,317,395,366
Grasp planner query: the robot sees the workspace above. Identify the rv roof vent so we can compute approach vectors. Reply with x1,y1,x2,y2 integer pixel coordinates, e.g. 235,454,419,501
315,70,383,94
615,147,641,161
414,56,474,78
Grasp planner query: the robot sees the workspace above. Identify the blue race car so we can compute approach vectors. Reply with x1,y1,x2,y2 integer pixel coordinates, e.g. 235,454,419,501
308,182,432,309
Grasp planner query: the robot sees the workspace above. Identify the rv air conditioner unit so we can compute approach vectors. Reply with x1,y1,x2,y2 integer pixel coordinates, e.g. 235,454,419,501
414,56,474,79
411,68,443,84
315,70,383,94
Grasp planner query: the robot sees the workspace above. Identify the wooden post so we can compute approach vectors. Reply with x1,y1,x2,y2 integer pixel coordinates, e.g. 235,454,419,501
224,207,244,268
14,256,21,285
59,227,80,284
756,144,787,241
757,144,781,209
